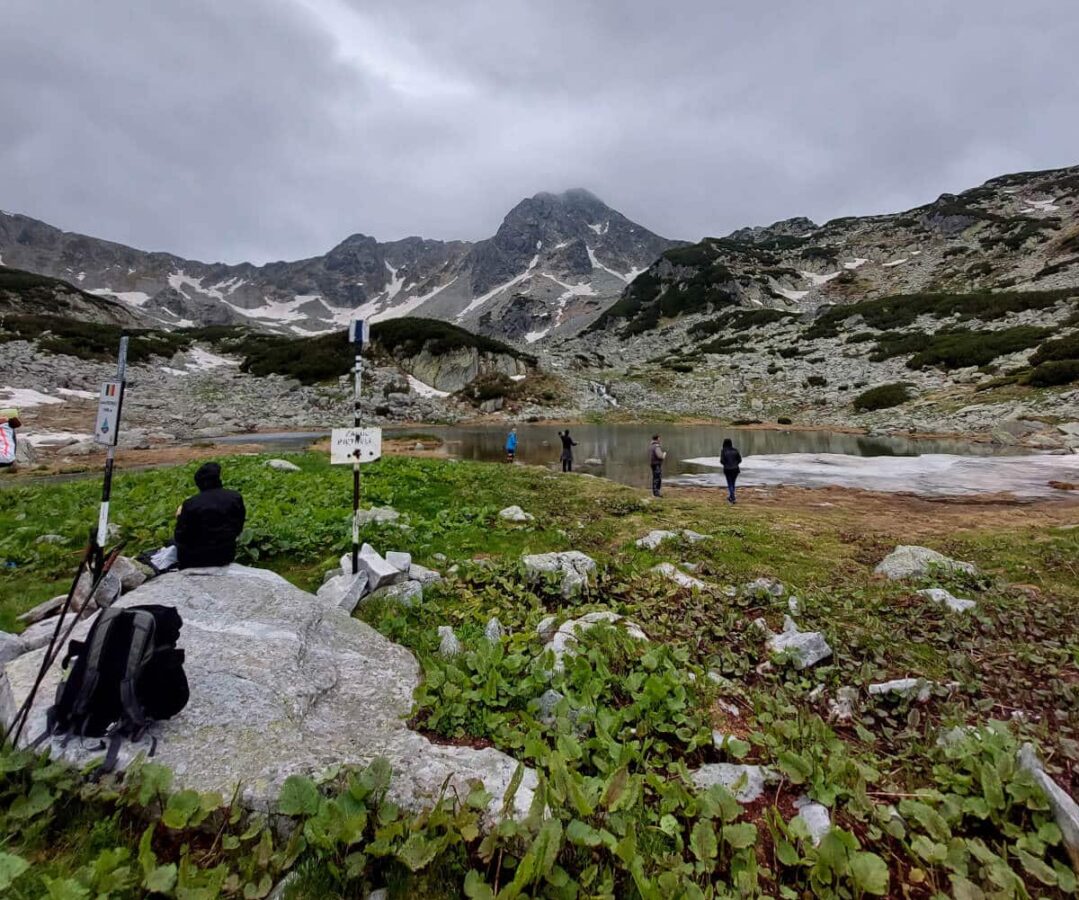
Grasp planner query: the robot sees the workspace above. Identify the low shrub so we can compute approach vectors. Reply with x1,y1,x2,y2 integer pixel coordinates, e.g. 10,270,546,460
777,416,792,425
1029,331,1079,366
806,375,827,387
905,326,1051,371
853,383,911,411
1027,359,1079,386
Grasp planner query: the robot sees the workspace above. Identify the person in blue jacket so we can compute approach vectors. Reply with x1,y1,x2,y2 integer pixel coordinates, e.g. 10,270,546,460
505,426,518,462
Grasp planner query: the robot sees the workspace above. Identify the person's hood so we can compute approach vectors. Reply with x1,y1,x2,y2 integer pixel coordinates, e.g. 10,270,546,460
194,462,223,490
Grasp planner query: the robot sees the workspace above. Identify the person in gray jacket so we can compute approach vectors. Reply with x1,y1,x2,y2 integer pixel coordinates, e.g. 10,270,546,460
649,434,666,497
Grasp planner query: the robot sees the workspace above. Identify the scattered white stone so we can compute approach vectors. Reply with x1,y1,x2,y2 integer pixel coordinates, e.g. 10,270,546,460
438,626,462,657
917,587,976,613
828,686,859,723
651,562,708,591
768,628,832,669
264,459,301,472
499,505,535,523
35,534,66,544
385,551,412,572
484,616,504,642
793,796,832,846
690,764,775,804
788,596,801,615
536,688,565,724
545,611,648,671
636,529,680,549
744,577,785,598
682,530,710,543
868,678,933,702
583,457,603,466
407,563,442,585
1017,743,1079,872
875,546,978,581
522,551,597,599
357,546,408,591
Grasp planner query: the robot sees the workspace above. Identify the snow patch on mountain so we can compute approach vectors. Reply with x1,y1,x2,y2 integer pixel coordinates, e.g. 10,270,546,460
457,255,540,320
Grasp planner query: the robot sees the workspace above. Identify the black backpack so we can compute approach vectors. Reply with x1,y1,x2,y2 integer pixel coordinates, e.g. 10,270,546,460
38,604,189,770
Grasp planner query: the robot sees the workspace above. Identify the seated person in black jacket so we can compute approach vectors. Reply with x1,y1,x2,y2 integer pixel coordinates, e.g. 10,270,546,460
174,462,246,569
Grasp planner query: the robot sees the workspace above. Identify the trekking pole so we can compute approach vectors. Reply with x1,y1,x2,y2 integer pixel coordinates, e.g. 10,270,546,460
5,537,127,747
3,532,96,747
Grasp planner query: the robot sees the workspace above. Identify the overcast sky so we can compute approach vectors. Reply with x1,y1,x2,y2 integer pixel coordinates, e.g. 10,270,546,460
2,1,1077,264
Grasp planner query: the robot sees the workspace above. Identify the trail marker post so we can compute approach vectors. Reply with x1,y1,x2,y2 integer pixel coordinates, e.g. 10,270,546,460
94,336,128,547
346,319,371,574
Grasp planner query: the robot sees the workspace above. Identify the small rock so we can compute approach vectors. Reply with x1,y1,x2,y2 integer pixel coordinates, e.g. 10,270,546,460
1017,743,1079,872
690,764,775,803
357,547,408,591
652,562,708,591
764,618,833,669
917,587,976,613
407,563,442,584
367,889,389,900
17,595,66,625
316,572,370,614
827,686,859,723
536,688,564,725
367,581,422,607
682,530,710,543
583,457,603,466
522,551,597,599
385,550,412,572
34,534,66,545
636,529,680,549
484,616,504,642
793,796,831,846
1,630,27,665
875,545,978,581
433,553,447,563
437,625,462,657
868,678,933,702
788,596,801,615
536,615,558,640
499,505,535,523
264,459,301,472
743,577,785,598
111,556,148,593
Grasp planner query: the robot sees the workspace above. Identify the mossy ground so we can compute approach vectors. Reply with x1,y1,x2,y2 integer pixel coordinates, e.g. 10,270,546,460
2,454,1077,897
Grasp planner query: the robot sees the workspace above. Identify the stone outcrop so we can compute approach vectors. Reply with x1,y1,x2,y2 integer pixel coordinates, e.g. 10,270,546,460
522,551,597,599
1,566,536,822
874,546,979,581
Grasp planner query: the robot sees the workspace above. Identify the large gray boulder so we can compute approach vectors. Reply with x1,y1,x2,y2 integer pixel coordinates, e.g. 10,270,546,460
0,631,25,665
0,565,536,822
875,546,978,581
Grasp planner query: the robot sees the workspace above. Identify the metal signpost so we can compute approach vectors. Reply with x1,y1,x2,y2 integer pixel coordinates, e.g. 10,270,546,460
342,319,372,574
94,337,128,547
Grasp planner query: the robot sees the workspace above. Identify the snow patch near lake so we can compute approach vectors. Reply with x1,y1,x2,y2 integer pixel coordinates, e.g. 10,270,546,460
801,270,840,286
882,258,908,268
186,348,237,371
374,277,459,322
0,387,64,407
524,328,550,343
775,287,809,302
843,258,868,269
25,431,92,446
406,375,450,398
56,388,96,399
676,453,1079,500
1025,198,1060,213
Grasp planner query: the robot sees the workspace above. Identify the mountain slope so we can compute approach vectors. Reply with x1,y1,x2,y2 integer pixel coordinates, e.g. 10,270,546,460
0,190,678,343
583,165,1079,339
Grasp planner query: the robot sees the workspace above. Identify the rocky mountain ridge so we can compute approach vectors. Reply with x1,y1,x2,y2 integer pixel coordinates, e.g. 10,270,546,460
0,189,677,344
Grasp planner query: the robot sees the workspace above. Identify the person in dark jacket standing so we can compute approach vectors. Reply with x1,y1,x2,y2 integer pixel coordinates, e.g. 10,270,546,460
559,430,577,472
720,438,742,504
649,434,666,497
174,462,246,569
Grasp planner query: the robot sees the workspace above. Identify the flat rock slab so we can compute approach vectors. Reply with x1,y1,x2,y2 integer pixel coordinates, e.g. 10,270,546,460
875,545,978,581
690,763,776,804
1,567,536,821
917,587,976,613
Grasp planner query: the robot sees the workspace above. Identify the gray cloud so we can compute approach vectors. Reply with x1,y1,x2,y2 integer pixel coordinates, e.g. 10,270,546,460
2,0,1077,263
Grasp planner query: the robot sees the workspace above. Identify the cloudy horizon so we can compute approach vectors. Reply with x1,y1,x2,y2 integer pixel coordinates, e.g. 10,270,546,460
2,0,1077,265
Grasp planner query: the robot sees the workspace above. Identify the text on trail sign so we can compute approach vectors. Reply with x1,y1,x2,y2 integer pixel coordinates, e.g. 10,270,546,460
94,381,124,446
330,427,382,464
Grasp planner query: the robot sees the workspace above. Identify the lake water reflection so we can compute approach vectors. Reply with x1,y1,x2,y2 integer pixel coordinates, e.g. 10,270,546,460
394,423,1016,492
